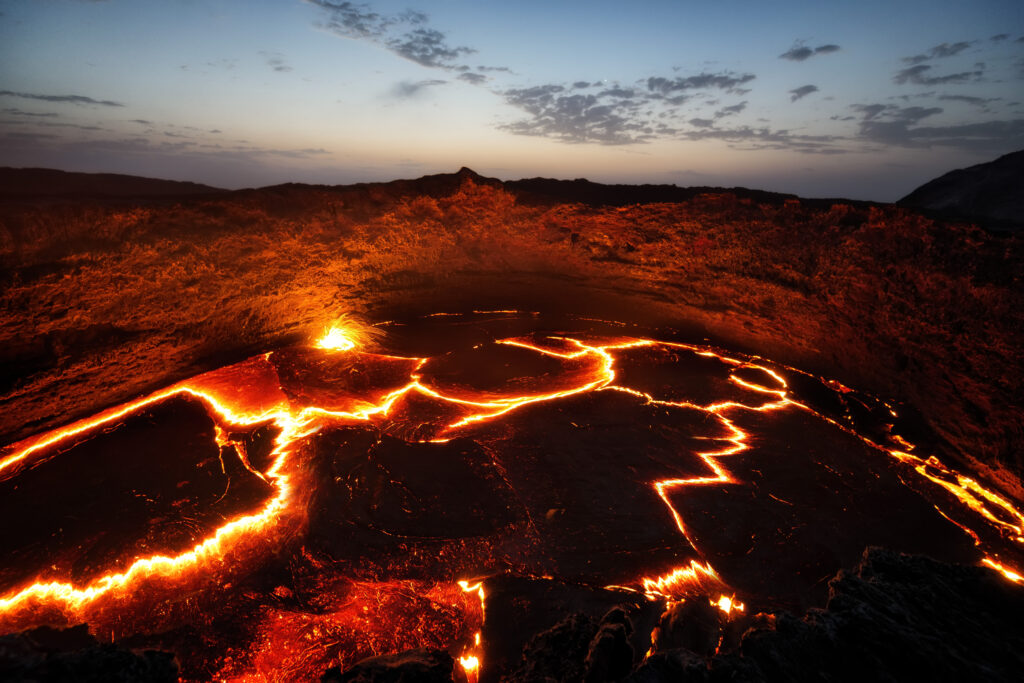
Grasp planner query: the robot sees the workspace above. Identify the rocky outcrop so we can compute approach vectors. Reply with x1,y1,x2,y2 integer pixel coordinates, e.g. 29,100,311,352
632,548,1024,682
899,149,1024,228
460,549,1024,682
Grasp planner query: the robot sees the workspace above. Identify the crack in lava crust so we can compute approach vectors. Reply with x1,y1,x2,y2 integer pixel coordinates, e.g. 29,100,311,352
1,314,1022,677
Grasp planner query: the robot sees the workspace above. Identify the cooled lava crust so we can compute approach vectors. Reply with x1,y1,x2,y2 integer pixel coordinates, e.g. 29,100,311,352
1,312,1021,680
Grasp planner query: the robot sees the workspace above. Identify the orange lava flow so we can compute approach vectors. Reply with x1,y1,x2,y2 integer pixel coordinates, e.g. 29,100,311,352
981,558,1023,583
0,384,304,626
1,316,1022,675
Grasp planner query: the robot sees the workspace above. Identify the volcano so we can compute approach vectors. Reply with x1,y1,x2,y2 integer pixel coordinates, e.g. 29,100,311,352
1,166,1023,681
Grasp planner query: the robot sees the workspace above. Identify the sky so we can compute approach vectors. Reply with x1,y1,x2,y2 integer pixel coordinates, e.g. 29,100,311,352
0,0,1022,200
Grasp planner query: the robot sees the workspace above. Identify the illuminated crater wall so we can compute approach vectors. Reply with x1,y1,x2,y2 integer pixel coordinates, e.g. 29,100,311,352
0,170,1021,492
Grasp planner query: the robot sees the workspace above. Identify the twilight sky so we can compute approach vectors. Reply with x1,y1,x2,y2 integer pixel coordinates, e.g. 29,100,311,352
1,0,1022,200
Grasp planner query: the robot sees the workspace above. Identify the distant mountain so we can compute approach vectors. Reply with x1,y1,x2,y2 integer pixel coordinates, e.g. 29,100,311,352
899,150,1024,227
296,166,864,210
0,167,225,198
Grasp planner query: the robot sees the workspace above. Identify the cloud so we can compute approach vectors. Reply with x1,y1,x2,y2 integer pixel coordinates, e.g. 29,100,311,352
307,0,484,74
929,41,974,58
851,103,889,120
2,131,61,141
457,72,488,85
675,125,844,154
2,108,59,118
499,85,654,144
385,27,475,68
852,104,942,123
893,64,983,85
859,117,1024,151
0,90,123,107
854,104,945,145
715,101,747,118
779,43,841,61
499,70,761,145
902,41,976,65
938,94,1001,108
260,51,293,73
991,34,1010,42
305,0,391,38
646,71,755,95
497,70,849,155
789,85,819,102
598,87,636,99
390,79,446,98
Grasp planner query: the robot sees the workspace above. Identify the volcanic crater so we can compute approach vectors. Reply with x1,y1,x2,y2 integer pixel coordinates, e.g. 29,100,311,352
1,167,1022,682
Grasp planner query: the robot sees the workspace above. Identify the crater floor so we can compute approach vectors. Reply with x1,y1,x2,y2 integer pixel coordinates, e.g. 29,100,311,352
1,311,1020,681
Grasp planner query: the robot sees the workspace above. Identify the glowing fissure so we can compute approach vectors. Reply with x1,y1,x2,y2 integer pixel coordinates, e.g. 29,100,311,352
1,316,1022,677
457,580,486,682
0,386,307,620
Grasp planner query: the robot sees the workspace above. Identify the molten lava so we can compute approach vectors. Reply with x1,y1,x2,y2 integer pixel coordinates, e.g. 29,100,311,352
0,311,1021,680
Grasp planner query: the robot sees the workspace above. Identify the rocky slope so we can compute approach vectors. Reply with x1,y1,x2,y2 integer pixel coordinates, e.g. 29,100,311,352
899,149,1024,228
0,167,224,198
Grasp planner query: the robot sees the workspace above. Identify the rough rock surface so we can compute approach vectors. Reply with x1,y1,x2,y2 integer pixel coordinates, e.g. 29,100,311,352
498,608,634,683
631,547,1024,682
0,624,178,682
321,648,453,683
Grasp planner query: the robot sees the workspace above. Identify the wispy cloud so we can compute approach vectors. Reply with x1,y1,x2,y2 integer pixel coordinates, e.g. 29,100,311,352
893,64,983,85
500,85,654,145
0,90,123,107
260,51,293,73
386,27,475,68
647,72,755,95
675,126,844,154
902,41,975,65
779,42,841,61
306,1,490,75
2,107,59,118
715,101,747,118
938,94,1001,109
861,117,1024,151
499,70,757,145
389,79,446,98
789,85,819,102
457,72,488,85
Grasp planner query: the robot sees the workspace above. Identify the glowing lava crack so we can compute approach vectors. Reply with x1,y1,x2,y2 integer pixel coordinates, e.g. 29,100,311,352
1,314,1022,679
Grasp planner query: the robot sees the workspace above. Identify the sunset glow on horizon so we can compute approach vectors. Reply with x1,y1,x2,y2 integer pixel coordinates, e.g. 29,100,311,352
1,0,1022,200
